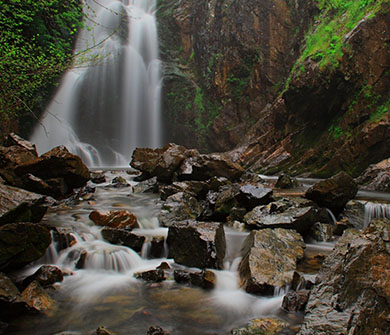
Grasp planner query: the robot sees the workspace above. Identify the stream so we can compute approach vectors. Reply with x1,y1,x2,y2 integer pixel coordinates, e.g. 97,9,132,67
7,171,390,335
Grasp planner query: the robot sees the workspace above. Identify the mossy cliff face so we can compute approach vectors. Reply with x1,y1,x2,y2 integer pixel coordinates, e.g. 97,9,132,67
236,2,390,177
156,0,317,152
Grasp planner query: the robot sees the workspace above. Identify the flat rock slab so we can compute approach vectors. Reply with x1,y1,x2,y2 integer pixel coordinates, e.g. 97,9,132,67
238,228,305,294
167,220,226,270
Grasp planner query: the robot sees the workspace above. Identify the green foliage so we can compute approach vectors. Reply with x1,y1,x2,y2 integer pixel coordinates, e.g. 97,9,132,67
0,0,82,132
297,0,384,73
369,100,390,121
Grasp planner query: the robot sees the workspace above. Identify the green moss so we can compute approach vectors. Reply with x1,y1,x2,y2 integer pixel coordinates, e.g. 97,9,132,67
369,100,390,122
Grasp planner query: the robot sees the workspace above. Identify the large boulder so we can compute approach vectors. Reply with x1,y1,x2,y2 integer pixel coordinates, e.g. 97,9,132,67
0,183,48,226
130,143,190,182
14,146,90,195
297,219,390,335
0,223,51,271
236,184,273,210
356,158,390,192
89,210,139,230
244,197,326,236
21,281,55,314
158,192,203,227
238,229,305,295
305,172,358,214
167,220,226,270
177,153,244,181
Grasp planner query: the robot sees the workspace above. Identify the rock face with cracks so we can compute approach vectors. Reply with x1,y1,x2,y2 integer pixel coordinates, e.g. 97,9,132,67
298,219,390,335
167,220,226,270
238,229,305,295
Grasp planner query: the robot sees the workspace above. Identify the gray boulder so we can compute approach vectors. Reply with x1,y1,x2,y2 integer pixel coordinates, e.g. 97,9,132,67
167,220,226,270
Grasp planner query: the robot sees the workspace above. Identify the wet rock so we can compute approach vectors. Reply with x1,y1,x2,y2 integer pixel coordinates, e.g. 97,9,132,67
131,143,189,182
282,290,310,312
160,181,208,201
231,318,289,335
21,281,55,314
96,326,114,335
0,182,48,226
51,226,77,251
91,172,106,184
238,229,305,294
213,184,240,219
305,171,358,214
244,198,325,236
338,200,366,229
101,228,145,252
290,271,307,291
0,223,51,271
173,269,216,289
75,250,88,269
132,177,159,193
177,153,244,182
147,326,170,335
275,173,300,189
158,192,202,227
297,219,390,335
150,237,165,258
22,265,63,289
111,176,130,188
19,173,67,198
14,145,90,195
167,220,226,270
308,223,335,242
134,269,166,282
236,184,273,210
356,158,390,192
89,210,139,230
0,272,33,320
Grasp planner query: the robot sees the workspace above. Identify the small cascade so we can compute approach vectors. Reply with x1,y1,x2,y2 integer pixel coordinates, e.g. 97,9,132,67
364,201,390,227
326,208,338,224
30,0,162,167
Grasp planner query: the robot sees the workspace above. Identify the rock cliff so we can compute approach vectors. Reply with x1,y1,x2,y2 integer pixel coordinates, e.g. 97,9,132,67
157,0,390,177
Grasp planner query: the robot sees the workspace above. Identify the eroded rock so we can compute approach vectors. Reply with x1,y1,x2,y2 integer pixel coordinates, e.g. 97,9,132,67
101,227,145,252
297,219,390,335
238,229,305,294
89,210,139,230
22,265,63,288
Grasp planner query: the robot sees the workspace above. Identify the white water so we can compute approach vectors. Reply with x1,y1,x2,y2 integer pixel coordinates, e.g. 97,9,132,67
364,201,390,227
11,171,290,335
30,0,162,167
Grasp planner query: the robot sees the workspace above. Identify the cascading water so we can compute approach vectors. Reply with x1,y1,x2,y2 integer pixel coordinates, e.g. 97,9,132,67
364,201,390,227
30,0,162,167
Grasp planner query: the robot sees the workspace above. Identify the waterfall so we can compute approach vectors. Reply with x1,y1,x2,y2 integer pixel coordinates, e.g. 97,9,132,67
30,0,162,167
364,201,390,227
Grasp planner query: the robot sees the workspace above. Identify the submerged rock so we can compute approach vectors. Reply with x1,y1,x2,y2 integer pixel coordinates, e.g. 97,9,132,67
297,219,390,335
305,171,358,214
167,220,226,270
238,229,305,294
0,182,48,226
173,269,216,290
134,269,166,283
0,223,51,271
89,210,139,230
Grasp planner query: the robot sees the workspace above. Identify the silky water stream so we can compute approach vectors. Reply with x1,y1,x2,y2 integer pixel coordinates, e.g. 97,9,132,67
7,171,296,335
